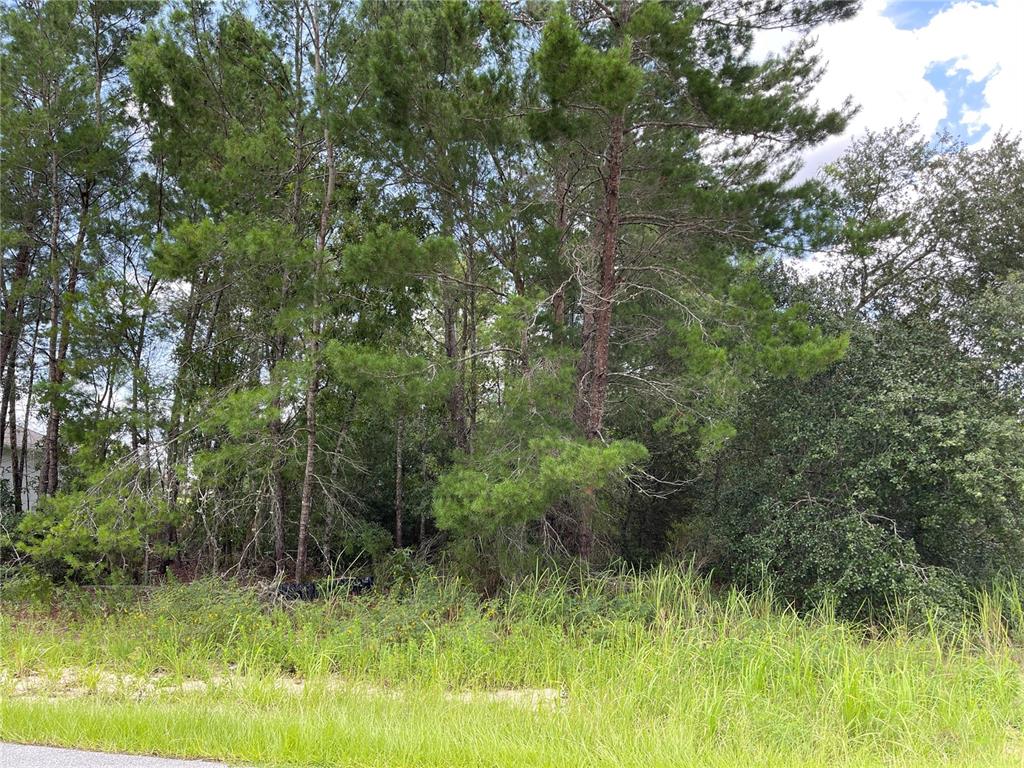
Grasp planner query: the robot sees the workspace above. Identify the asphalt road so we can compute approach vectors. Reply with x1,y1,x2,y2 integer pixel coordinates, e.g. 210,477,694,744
0,743,232,767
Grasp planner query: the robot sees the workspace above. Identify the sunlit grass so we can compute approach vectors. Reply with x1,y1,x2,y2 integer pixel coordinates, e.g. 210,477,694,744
1,568,1022,767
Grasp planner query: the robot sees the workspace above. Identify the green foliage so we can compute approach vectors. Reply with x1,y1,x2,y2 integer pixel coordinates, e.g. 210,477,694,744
737,499,971,620
533,7,642,116
13,466,178,583
704,320,1024,617
325,342,445,414
343,226,457,289
816,125,1024,315
433,437,648,536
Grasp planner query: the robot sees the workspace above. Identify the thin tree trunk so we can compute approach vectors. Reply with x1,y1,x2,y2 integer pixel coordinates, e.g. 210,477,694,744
394,413,404,548
39,138,61,497
131,156,163,455
0,349,13,468
42,192,89,496
40,8,105,496
1,172,40,443
129,276,158,452
467,259,479,444
0,220,36,381
163,272,205,571
551,160,570,334
270,423,288,574
19,314,40,510
270,0,305,576
295,336,318,582
296,0,335,583
443,295,467,450
5,351,22,517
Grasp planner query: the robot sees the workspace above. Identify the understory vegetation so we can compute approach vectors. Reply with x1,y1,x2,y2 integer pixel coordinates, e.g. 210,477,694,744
2,572,1024,767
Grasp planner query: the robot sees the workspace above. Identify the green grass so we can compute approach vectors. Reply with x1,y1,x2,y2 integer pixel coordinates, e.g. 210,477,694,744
1,569,1022,767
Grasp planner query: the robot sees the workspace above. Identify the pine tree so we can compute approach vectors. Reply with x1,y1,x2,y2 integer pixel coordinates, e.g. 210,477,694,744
527,0,855,554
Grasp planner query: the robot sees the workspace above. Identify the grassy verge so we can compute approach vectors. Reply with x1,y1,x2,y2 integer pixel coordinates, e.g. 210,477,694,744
1,569,1022,767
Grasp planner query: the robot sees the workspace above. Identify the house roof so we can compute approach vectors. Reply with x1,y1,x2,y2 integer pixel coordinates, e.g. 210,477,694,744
1,427,44,450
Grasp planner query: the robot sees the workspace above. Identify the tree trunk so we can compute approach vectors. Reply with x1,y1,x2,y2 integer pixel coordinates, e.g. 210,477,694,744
296,2,335,582
443,295,467,450
0,350,14,469
41,185,90,496
573,114,624,440
18,315,40,510
270,421,288,574
40,7,106,496
394,413,404,548
570,108,626,559
551,159,570,335
129,276,158,452
0,206,36,380
295,340,318,582
39,141,61,498
5,351,22,517
163,272,205,571
271,0,305,577
465,253,478,445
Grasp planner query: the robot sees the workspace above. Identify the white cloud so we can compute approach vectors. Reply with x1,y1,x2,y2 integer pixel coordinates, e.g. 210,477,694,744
754,0,1024,177
921,0,1024,137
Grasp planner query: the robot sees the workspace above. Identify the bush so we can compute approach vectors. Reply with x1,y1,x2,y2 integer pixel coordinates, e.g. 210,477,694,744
13,466,178,583
688,321,1024,619
734,499,971,620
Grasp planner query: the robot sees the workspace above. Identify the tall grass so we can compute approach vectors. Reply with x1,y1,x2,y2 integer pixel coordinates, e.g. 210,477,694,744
1,567,1022,767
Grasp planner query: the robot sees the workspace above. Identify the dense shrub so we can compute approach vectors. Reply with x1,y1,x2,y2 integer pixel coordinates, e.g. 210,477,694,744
695,320,1024,618
11,467,177,583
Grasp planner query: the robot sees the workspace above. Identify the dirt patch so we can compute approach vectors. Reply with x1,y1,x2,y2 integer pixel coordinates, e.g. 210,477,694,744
1,668,566,709
450,687,564,706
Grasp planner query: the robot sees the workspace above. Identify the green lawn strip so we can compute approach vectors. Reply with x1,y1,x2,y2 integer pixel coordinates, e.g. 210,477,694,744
1,689,1018,768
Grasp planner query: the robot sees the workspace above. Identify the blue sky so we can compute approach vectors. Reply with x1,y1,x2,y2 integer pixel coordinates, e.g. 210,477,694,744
882,0,995,30
924,59,993,142
883,0,1005,144
756,0,1023,176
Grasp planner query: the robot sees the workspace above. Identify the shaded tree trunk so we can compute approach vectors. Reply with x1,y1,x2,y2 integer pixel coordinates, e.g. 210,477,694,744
295,336,318,582
573,114,624,441
39,140,61,498
270,424,288,574
394,412,404,548
162,272,206,571
295,1,334,583
4,351,22,517
0,180,37,383
551,160,570,335
443,295,467,450
40,181,91,496
18,314,41,510
570,105,627,559
268,0,305,577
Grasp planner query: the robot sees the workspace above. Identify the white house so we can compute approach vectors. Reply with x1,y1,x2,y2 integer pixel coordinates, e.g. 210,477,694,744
1,427,43,512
